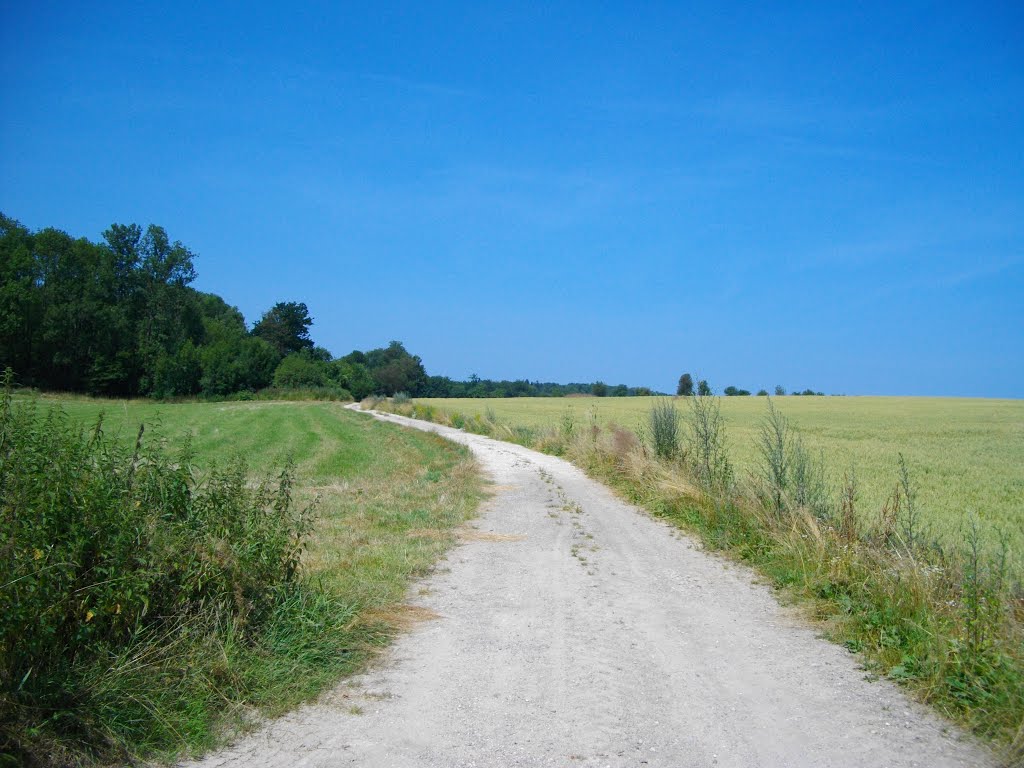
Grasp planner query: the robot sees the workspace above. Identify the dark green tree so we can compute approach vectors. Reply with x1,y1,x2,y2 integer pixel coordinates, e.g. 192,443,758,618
362,341,427,396
151,340,202,397
130,225,201,393
677,373,694,396
697,379,712,396
329,359,377,400
0,215,42,383
252,302,314,358
273,352,329,388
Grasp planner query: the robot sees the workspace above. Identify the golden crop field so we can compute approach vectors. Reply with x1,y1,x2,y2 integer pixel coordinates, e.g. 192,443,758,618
418,396,1024,549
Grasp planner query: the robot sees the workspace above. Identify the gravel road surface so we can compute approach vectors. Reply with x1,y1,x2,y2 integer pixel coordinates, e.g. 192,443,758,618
182,407,991,768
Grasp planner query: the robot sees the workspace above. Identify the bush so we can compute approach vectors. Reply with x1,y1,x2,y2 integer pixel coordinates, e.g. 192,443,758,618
0,378,316,760
273,352,329,389
256,386,352,402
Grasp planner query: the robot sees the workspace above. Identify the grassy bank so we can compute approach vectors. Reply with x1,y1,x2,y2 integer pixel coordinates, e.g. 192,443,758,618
416,396,1024,551
2,394,482,766
375,396,1023,758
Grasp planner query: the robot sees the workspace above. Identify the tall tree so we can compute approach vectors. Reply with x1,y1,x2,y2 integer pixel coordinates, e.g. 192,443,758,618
132,225,201,393
0,215,41,383
697,379,712,396
251,301,314,358
362,340,427,396
677,373,694,396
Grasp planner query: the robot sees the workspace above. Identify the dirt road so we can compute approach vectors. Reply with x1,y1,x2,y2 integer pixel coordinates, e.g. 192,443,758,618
183,407,991,767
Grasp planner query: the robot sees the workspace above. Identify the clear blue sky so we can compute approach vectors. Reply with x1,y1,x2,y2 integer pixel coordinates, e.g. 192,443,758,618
2,2,1022,397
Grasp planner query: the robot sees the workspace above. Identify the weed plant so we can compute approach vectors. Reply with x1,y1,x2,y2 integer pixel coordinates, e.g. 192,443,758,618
648,399,679,459
684,394,733,492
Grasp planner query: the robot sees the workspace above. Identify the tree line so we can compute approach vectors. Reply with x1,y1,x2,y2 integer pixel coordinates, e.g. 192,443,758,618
676,373,824,398
0,214,429,399
0,214,660,400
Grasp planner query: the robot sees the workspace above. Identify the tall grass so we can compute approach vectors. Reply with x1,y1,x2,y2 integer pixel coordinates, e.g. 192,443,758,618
2,386,482,765
648,399,679,459
374,396,1024,755
0,378,324,762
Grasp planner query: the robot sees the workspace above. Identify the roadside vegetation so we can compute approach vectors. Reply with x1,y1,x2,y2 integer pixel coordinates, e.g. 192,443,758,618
372,395,1024,756
415,395,1024,552
1,383,482,766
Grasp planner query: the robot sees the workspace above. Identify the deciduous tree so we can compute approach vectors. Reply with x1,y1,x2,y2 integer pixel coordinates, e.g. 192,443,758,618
677,373,694,396
252,301,314,358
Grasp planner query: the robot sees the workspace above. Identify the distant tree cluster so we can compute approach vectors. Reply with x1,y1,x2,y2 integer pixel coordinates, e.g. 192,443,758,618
675,371,824,398
0,214,428,399
676,373,711,396
418,375,655,399
1,213,662,401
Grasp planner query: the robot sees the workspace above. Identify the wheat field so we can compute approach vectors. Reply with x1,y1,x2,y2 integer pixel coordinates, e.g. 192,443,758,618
418,395,1024,549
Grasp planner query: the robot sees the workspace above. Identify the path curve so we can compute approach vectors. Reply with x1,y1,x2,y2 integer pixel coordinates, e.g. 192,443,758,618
182,407,991,768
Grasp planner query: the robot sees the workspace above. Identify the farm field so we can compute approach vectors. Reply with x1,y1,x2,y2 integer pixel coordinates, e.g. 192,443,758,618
418,396,1024,550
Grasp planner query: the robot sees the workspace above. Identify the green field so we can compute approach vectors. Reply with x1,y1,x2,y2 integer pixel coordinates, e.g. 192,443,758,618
46,396,483,612
10,395,482,761
418,396,1024,548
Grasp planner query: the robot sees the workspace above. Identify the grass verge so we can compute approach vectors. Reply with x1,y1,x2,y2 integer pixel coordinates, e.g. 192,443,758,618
2,393,481,766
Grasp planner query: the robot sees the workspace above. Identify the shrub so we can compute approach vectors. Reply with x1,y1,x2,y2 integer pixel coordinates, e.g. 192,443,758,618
273,352,329,389
258,386,352,402
560,407,576,440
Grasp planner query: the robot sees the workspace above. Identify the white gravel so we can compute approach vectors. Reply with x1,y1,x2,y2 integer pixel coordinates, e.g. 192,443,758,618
180,407,992,768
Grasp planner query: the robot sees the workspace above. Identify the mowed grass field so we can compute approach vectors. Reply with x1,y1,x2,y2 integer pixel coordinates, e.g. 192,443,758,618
48,396,483,615
418,396,1024,550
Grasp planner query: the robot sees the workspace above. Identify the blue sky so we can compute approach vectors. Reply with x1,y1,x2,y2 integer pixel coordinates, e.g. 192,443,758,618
2,2,1022,396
